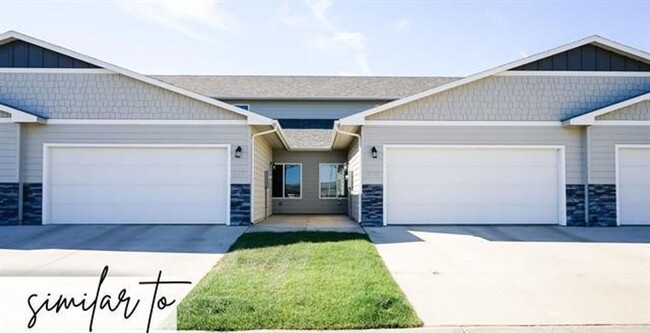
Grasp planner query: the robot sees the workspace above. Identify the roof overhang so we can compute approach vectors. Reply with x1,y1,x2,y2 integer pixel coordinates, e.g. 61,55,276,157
0,30,275,126
563,92,650,126
339,35,650,126
0,104,45,124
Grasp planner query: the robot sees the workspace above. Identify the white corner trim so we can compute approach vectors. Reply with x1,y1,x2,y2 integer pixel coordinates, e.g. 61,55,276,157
0,103,44,123
382,144,567,226
364,120,563,127
565,92,650,125
498,71,650,77
0,31,275,125
41,143,232,225
340,35,650,125
0,68,114,74
45,119,249,125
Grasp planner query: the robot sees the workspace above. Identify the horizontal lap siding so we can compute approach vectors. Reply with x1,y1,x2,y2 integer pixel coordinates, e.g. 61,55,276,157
273,150,348,214
253,133,273,222
368,76,650,121
363,126,584,185
347,137,361,221
590,126,650,184
0,123,18,182
0,73,245,120
22,124,251,184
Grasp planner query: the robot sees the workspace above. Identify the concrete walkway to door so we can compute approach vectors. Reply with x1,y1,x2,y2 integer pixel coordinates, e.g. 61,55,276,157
249,215,363,233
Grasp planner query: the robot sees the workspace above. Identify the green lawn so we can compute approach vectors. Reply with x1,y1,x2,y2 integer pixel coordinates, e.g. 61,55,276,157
177,232,422,330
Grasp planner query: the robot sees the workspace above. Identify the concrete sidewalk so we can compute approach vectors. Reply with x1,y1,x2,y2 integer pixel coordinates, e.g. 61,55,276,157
248,214,364,233
181,325,650,333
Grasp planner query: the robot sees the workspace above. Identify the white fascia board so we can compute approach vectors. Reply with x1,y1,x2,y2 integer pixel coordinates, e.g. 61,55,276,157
0,103,44,123
363,120,563,127
340,35,650,125
565,92,650,126
0,31,275,126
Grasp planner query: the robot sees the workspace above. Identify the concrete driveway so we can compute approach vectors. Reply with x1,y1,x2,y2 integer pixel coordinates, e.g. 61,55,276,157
367,226,650,326
0,225,246,295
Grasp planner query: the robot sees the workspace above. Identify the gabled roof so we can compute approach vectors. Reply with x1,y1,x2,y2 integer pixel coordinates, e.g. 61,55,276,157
340,35,650,125
0,31,274,125
563,92,650,125
153,75,458,100
0,103,45,123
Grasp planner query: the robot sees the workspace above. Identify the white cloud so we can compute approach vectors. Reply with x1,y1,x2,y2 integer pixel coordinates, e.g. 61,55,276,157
114,0,239,42
392,18,410,31
306,0,334,31
299,0,370,75
278,1,308,27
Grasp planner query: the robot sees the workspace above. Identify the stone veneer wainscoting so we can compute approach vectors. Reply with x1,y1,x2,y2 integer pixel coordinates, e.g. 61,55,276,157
230,184,251,226
587,184,617,227
0,183,19,225
361,184,383,226
22,183,42,225
565,185,587,226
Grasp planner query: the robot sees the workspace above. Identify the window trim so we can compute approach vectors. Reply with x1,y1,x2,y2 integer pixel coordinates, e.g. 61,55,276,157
272,163,303,200
319,163,348,200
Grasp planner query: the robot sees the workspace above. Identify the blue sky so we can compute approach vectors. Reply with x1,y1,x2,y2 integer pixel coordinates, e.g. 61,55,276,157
0,0,648,76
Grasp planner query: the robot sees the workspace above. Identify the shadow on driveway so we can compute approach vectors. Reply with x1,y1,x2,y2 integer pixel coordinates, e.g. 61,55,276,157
367,225,650,244
0,225,248,254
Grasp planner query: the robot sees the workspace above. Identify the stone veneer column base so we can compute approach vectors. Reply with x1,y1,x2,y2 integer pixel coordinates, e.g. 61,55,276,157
0,183,19,225
361,184,383,227
23,183,43,225
230,184,251,226
587,184,617,227
565,184,586,226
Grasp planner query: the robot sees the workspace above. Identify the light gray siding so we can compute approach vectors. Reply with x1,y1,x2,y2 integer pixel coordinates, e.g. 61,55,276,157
253,133,273,222
273,150,348,214
21,124,251,183
347,137,361,222
362,126,585,185
0,123,18,182
368,76,650,121
225,100,386,119
589,126,650,184
0,73,245,120
596,100,650,120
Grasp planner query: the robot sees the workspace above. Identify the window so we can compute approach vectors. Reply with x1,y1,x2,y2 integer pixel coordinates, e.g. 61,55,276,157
233,104,250,111
272,163,302,199
319,163,347,199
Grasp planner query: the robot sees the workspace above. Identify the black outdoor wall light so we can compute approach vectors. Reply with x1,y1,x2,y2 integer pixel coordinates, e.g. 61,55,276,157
235,146,242,158
371,146,378,159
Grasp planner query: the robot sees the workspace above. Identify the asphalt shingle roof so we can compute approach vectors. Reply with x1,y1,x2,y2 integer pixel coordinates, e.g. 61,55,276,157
282,129,333,150
152,75,459,100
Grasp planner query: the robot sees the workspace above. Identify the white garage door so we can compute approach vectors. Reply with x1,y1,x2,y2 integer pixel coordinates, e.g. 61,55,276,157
617,146,650,225
44,145,229,224
385,146,564,225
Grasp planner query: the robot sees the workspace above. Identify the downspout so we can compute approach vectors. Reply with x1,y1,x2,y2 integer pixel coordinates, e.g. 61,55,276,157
16,123,23,224
251,122,282,223
334,121,362,224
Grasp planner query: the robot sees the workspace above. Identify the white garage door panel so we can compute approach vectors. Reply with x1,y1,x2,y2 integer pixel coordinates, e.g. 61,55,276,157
618,147,650,225
45,145,229,224
386,147,562,225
